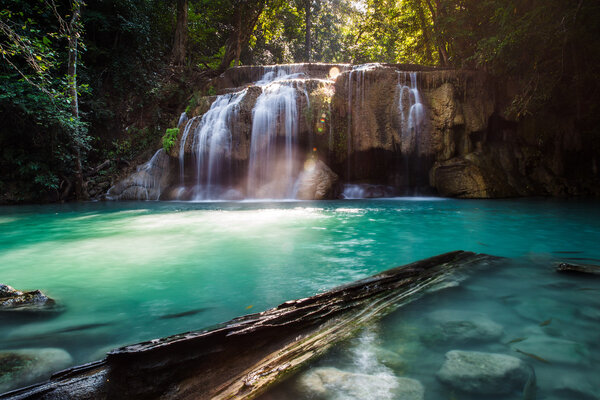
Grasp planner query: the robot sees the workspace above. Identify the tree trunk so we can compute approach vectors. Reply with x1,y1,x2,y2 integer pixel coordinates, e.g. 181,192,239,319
172,0,188,66
305,1,312,62
68,1,85,200
423,0,449,66
234,11,242,67
218,0,265,72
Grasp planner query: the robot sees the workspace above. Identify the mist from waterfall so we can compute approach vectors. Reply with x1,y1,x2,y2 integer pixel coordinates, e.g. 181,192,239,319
247,67,308,199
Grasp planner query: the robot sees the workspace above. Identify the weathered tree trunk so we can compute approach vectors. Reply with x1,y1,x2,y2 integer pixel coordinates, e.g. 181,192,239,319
68,1,85,200
234,11,242,67
218,1,265,72
423,0,449,66
305,0,312,62
172,0,188,66
0,251,498,400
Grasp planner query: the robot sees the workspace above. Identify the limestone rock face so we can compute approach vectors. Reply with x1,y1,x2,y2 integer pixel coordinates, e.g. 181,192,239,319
295,159,339,200
107,149,171,200
430,153,521,198
0,348,73,393
437,350,529,395
297,367,424,400
109,63,600,201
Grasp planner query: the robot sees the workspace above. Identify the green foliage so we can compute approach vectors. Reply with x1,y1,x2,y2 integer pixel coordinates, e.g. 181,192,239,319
0,0,91,200
162,128,179,153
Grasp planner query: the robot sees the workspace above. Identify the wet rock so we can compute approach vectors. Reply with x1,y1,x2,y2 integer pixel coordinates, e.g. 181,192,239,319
511,335,590,365
297,367,423,400
549,374,599,400
513,296,575,323
556,262,600,276
0,348,73,393
374,347,407,370
0,284,56,312
107,149,171,201
295,159,339,200
437,350,529,394
422,310,503,344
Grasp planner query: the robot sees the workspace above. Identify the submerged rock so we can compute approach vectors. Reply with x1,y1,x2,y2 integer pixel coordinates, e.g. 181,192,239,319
437,350,529,394
511,335,590,365
297,367,423,400
295,159,339,200
0,284,56,313
421,310,504,344
548,374,599,400
0,348,73,393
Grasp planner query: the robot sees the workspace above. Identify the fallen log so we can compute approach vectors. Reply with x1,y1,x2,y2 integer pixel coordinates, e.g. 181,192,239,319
1,251,498,400
556,262,600,276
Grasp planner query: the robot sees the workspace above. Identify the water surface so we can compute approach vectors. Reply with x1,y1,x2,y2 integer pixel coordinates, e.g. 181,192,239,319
0,198,599,394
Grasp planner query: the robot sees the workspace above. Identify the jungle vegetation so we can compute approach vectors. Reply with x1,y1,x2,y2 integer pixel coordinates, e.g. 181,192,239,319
1,0,599,201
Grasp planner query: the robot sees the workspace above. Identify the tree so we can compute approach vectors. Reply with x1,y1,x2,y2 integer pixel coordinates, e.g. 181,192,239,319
172,0,188,65
0,0,90,201
218,0,266,71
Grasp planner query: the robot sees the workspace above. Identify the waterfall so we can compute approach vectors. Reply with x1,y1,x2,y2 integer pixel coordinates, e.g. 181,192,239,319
181,90,247,200
246,69,306,199
397,72,424,154
396,72,425,193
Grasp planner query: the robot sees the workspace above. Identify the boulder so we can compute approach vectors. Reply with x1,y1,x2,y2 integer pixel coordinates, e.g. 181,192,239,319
0,348,73,393
421,310,503,344
107,149,171,201
0,284,56,313
437,350,529,394
430,153,520,198
297,367,423,400
295,159,339,200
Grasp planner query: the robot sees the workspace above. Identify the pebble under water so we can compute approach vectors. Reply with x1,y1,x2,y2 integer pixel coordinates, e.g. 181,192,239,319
0,198,599,396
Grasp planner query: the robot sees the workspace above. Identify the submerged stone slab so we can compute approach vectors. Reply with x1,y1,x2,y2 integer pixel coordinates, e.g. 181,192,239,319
511,335,590,365
437,350,529,394
421,310,504,344
0,348,73,393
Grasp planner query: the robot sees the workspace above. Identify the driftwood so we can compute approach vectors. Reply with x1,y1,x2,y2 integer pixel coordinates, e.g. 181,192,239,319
1,251,497,400
556,262,600,276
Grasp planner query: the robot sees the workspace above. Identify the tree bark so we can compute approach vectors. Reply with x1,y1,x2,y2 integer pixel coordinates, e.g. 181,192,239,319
423,0,449,66
68,1,85,200
305,0,312,62
218,0,265,72
172,0,188,66
234,10,242,67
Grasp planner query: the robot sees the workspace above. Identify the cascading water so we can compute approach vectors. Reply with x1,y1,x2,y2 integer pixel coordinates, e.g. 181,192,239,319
110,63,429,201
180,90,247,200
246,67,307,199
396,72,425,192
397,72,424,154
